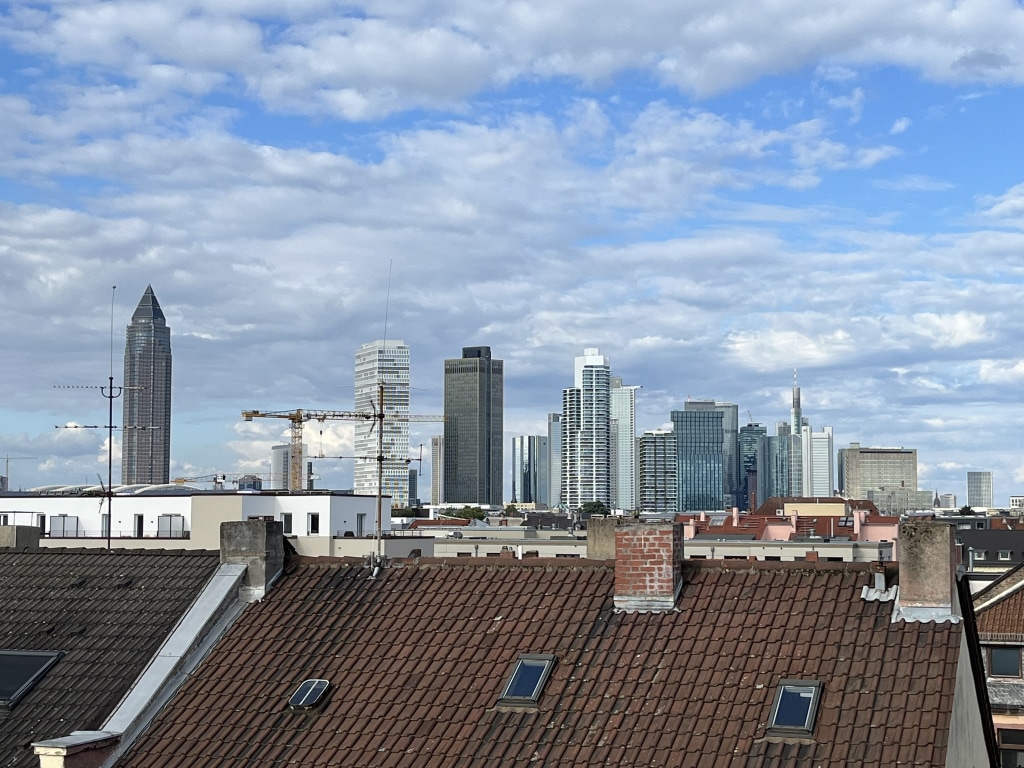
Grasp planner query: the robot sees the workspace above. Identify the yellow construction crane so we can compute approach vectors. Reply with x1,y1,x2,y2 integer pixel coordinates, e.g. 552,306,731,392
242,388,443,494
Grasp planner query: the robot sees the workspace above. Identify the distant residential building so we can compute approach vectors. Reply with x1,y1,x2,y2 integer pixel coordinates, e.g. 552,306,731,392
968,471,994,508
671,408,724,511
837,443,917,499
511,435,549,507
610,377,640,511
547,413,561,509
443,346,504,506
802,426,834,497
430,436,443,505
354,340,411,507
638,429,677,514
561,348,611,509
122,285,172,485
738,423,767,510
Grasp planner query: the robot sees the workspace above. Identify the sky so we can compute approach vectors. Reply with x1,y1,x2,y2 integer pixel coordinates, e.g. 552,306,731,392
1,0,1023,504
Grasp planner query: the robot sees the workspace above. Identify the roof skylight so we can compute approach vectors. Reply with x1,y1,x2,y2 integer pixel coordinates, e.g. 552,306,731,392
288,679,329,710
768,680,822,734
0,650,63,709
498,654,556,706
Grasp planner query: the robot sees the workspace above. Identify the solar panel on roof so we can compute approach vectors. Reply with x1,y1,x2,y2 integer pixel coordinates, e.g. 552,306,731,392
288,679,329,709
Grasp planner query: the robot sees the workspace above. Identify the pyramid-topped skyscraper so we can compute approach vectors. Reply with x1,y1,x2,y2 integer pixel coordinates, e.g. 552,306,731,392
122,285,172,485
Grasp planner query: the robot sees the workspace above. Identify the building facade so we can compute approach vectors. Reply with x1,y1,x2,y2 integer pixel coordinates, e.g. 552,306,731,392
547,413,562,509
122,285,172,485
561,348,611,510
430,436,443,505
671,408,724,511
837,443,917,499
638,429,677,514
968,471,994,508
610,377,640,511
738,423,766,510
354,340,411,507
511,435,549,506
442,346,503,506
802,425,834,497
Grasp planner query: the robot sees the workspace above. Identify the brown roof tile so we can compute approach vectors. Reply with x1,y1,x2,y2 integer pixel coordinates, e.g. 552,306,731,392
118,557,966,767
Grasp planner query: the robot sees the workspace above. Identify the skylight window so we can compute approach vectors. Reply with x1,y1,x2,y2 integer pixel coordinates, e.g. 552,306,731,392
768,680,822,734
288,679,329,710
0,650,63,709
497,654,556,706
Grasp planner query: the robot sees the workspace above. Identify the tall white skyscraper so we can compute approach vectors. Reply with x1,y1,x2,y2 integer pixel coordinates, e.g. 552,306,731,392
354,340,411,507
610,377,640,511
801,426,834,497
561,348,611,510
430,435,443,505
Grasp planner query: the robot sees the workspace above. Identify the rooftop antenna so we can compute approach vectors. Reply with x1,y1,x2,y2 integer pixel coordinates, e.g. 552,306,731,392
55,286,149,550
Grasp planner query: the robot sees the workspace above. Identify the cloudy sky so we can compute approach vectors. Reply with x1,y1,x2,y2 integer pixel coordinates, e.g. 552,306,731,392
2,0,1023,503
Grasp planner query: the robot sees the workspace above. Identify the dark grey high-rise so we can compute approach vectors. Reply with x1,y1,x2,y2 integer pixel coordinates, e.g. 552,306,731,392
122,285,172,485
443,346,503,505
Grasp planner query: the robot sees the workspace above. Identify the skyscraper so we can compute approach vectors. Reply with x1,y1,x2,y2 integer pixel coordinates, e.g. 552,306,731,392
561,348,611,510
671,408,724,511
967,471,994,508
430,435,444,505
639,429,677,514
121,285,172,485
802,426,834,497
738,423,767,510
684,400,739,508
443,346,503,505
610,377,640,511
354,340,411,507
547,413,562,509
511,435,549,506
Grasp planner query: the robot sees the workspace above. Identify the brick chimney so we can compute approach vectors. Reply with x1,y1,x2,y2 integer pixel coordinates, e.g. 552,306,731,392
893,520,960,623
613,523,683,612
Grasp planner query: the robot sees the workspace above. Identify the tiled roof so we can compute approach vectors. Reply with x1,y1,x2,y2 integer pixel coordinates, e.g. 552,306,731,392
0,547,220,768
976,562,1024,636
120,557,964,767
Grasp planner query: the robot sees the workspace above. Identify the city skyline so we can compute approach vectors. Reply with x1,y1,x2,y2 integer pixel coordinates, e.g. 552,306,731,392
1,4,1023,500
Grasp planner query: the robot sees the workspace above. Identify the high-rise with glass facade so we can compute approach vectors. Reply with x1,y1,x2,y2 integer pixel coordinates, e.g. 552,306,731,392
511,435,549,506
639,428,677,514
547,413,562,509
738,423,767,510
122,285,172,485
561,348,611,510
443,346,503,506
671,408,724,511
354,340,411,507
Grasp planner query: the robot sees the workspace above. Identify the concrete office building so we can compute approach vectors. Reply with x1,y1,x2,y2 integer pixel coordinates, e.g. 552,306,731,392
443,346,503,506
610,377,640,511
122,286,172,485
968,471,994,508
270,444,306,490
430,436,443,505
561,348,612,510
354,340,411,507
837,443,917,499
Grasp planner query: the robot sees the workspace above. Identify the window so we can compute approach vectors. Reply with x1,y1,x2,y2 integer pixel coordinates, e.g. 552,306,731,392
975,550,988,561
281,513,292,535
36,514,45,534
0,650,63,708
49,515,79,537
288,679,329,710
768,680,822,733
308,513,319,535
1000,551,1013,561
497,654,556,706
356,514,366,537
990,647,1022,677
0,514,7,526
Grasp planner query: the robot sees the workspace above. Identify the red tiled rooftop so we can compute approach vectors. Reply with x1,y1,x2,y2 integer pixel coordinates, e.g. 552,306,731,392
119,555,964,767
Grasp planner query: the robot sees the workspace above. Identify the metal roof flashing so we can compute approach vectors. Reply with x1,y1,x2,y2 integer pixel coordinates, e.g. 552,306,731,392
890,586,963,624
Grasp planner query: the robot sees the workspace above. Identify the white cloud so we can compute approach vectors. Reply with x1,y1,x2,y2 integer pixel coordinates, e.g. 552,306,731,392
890,116,912,134
911,312,988,348
978,359,1024,384
873,174,953,191
828,87,865,122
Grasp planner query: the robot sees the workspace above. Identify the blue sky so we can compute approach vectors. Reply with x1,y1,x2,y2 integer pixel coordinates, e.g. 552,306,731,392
1,0,1023,503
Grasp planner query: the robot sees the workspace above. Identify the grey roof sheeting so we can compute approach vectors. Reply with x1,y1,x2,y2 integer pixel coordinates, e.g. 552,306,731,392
0,547,219,768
